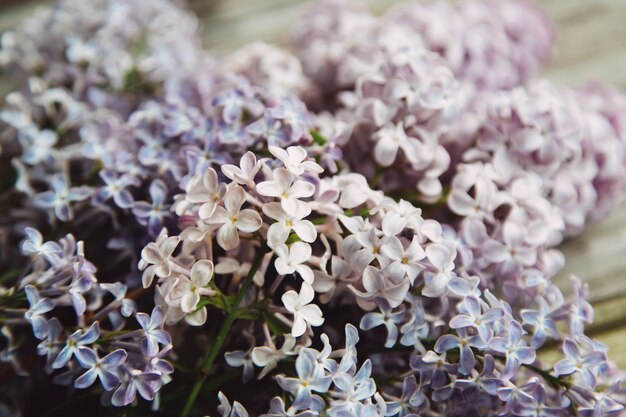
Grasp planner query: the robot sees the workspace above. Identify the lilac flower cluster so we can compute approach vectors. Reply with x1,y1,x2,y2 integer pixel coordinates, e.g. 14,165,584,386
3,228,173,407
0,0,205,93
1,0,626,416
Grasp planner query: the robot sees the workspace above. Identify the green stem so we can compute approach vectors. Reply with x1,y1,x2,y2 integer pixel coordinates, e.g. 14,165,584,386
522,362,570,389
179,244,267,417
491,353,571,389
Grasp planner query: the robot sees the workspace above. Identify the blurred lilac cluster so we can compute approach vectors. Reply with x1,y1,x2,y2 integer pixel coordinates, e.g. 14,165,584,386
1,0,626,416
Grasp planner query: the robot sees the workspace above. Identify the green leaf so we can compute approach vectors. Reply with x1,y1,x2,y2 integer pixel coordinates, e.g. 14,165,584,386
196,293,233,312
123,67,156,94
341,206,370,219
311,215,328,225
310,129,328,146
284,232,302,245
264,312,291,335
235,308,262,320
0,268,20,285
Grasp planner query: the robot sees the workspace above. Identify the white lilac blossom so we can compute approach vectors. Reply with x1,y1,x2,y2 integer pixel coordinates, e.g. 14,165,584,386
2,0,626,416
281,283,324,337
205,185,263,251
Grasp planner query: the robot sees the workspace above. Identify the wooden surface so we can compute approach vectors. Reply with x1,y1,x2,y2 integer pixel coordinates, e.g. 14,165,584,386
2,0,626,364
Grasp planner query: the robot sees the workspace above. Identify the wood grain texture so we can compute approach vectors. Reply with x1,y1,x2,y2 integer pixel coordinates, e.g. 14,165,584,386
2,0,626,351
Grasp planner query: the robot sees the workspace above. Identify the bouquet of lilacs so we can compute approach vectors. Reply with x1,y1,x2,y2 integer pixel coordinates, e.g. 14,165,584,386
1,0,626,416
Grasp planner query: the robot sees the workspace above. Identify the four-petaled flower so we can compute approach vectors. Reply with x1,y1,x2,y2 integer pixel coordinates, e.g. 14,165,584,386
276,348,332,409
136,306,171,357
20,227,61,266
554,338,606,389
75,348,127,391
33,174,91,221
269,145,323,176
132,179,172,237
282,283,324,337
206,185,262,251
263,202,317,248
185,168,226,219
52,322,100,369
373,123,417,167
382,236,426,284
94,169,138,209
423,244,456,297
257,168,315,215
138,232,180,288
435,328,486,375
449,295,505,342
488,321,536,378
274,242,314,284
24,285,54,339
169,260,216,326
222,151,262,186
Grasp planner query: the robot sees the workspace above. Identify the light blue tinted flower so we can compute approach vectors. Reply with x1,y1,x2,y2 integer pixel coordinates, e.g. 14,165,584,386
36,317,62,371
277,348,332,409
554,338,606,389
20,227,62,266
112,370,161,406
213,90,246,124
488,321,536,379
19,127,57,165
132,179,171,236
94,169,138,209
24,285,54,339
449,295,504,342
225,350,255,383
247,112,289,147
270,97,311,142
74,348,127,391
521,297,559,349
136,306,171,357
359,301,405,348
32,174,91,221
217,391,250,417
52,321,100,369
329,360,378,416
434,328,486,376
261,397,318,417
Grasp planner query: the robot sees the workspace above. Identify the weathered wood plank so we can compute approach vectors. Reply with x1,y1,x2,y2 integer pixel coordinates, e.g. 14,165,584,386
556,204,626,304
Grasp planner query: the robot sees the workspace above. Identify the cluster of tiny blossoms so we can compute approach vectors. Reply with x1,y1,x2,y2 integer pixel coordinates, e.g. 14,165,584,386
7,228,173,407
1,0,626,416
